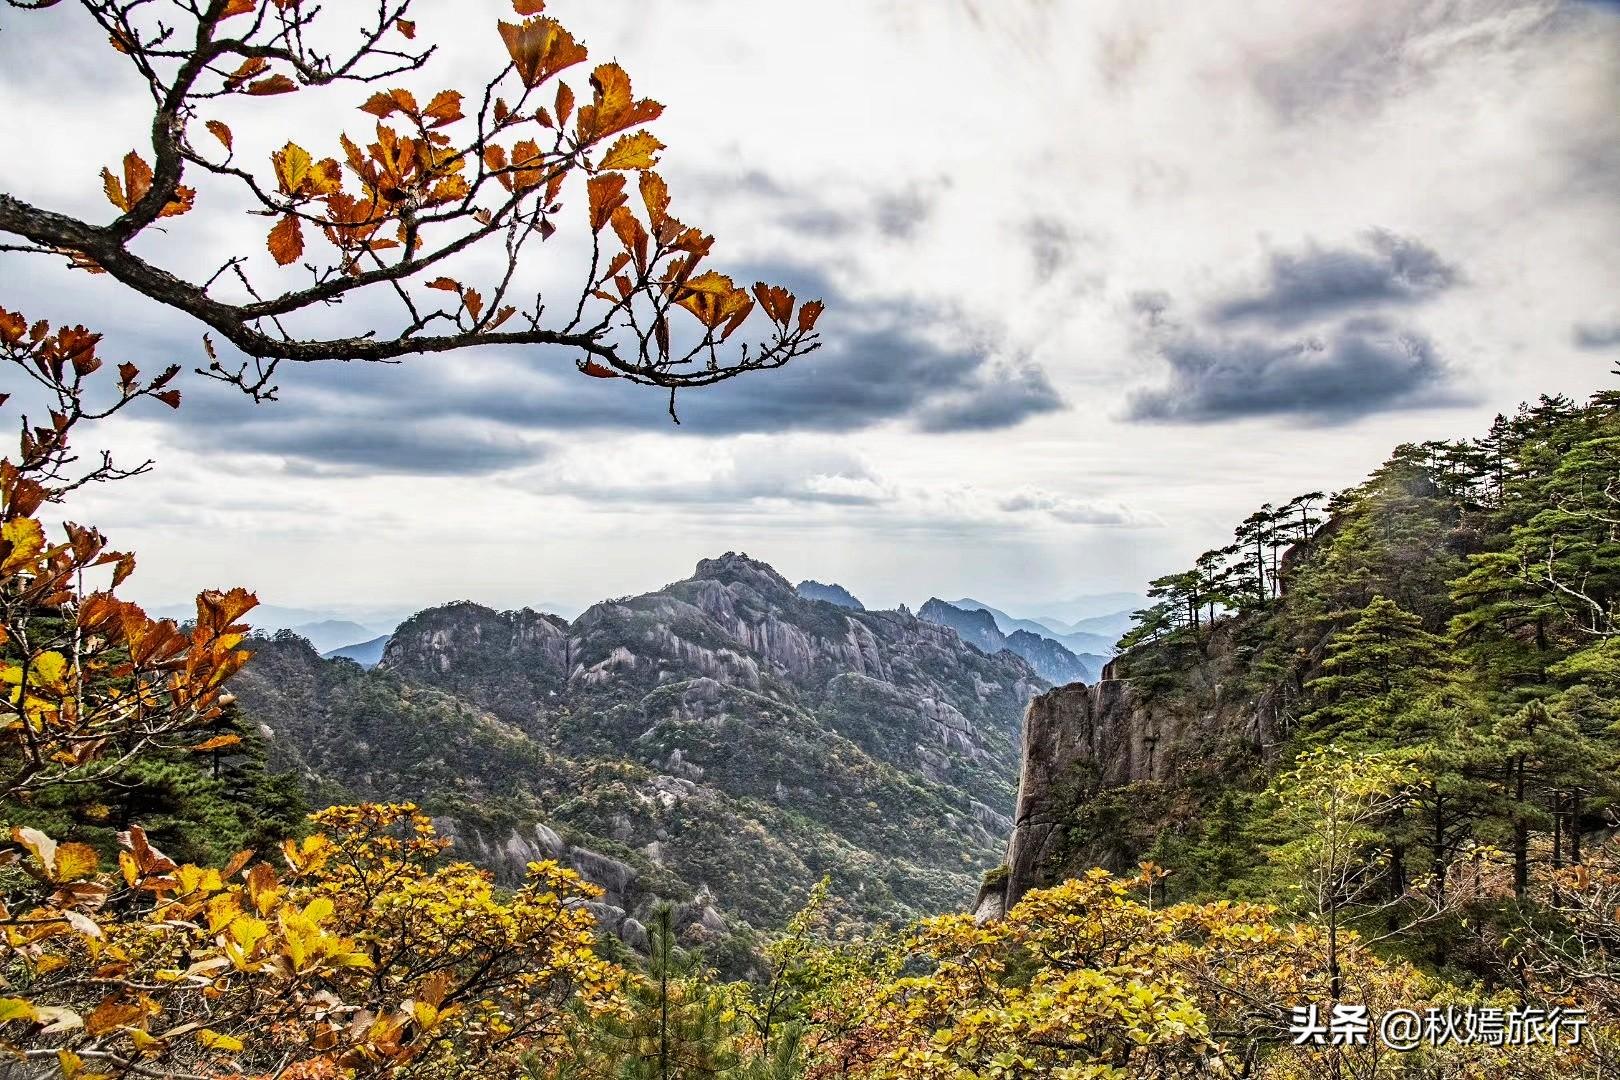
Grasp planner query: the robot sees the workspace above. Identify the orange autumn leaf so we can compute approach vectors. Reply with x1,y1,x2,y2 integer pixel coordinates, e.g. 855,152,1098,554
359,88,419,120
586,173,627,233
205,119,234,151
576,63,663,145
797,299,825,333
639,171,670,228
422,90,464,129
752,283,795,327
497,17,588,90
555,82,575,128
674,270,751,332
395,18,416,39
246,73,298,96
100,151,194,218
513,0,546,12
610,205,648,271
579,360,619,378
267,214,304,265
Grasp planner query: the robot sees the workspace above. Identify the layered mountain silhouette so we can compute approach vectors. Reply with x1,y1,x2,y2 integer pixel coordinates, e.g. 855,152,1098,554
918,598,1106,684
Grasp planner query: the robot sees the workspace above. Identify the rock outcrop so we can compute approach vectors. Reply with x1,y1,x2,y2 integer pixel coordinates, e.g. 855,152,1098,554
978,628,1284,919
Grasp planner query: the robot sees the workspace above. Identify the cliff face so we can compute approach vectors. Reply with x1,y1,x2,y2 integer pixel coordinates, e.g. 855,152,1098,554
978,625,1283,919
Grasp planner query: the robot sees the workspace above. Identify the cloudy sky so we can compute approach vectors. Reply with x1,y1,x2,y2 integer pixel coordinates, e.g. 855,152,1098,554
2,0,1617,623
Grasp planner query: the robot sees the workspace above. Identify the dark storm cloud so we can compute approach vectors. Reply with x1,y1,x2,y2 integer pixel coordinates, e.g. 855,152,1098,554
1210,231,1459,328
915,361,1064,432
155,263,1065,474
1127,317,1462,424
1574,320,1620,349
698,169,939,243
202,411,548,477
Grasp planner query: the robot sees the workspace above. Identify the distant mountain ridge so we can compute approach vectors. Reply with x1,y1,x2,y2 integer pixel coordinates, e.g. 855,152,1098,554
947,598,1118,656
232,553,1044,941
795,580,865,610
918,598,1102,684
322,634,391,668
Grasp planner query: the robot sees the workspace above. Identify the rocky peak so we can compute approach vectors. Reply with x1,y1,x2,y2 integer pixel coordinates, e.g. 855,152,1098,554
377,601,571,728
381,601,568,673
690,551,796,598
918,598,1004,654
1004,629,1096,685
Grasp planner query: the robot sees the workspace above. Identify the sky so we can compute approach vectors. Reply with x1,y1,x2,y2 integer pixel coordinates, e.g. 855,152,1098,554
1,0,1617,624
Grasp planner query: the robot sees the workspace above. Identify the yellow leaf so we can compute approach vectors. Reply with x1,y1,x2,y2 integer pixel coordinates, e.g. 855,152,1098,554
101,168,128,212
598,130,664,172
197,1028,245,1053
54,842,99,883
1,518,45,574
271,141,313,194
0,997,37,1024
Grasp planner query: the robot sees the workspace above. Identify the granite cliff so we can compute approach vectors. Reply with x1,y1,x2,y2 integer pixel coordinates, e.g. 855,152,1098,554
976,624,1287,918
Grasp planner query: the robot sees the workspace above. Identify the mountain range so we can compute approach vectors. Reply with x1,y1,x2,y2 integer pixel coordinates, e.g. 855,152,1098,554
943,597,1123,657
231,553,1047,949
919,598,1109,683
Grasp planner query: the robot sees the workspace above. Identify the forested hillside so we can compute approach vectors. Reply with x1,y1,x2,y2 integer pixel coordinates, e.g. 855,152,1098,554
985,389,1620,991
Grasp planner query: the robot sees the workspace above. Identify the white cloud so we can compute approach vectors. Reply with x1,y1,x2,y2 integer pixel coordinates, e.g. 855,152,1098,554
2,0,1616,614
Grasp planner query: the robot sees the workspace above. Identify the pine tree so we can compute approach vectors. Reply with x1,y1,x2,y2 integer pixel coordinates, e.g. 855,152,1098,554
566,906,742,1080
1303,596,1455,740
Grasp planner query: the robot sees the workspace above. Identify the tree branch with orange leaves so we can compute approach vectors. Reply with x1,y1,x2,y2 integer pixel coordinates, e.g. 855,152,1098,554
0,0,823,409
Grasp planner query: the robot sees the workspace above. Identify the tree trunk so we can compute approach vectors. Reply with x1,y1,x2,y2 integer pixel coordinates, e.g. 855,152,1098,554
1512,755,1529,900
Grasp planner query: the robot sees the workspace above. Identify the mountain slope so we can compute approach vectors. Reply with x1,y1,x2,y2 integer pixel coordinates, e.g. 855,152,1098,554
233,554,1043,933
948,597,1118,656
